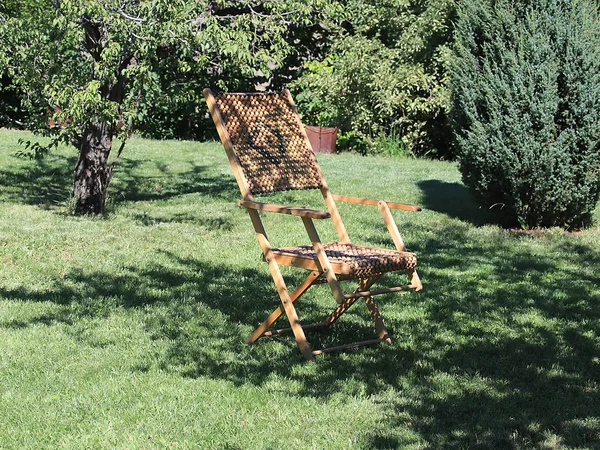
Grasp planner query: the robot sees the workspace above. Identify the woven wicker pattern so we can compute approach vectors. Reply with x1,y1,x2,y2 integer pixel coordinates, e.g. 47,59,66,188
273,242,417,276
213,92,324,195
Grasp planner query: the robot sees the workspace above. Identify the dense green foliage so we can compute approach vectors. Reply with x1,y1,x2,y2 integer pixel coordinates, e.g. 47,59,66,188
451,0,600,229
0,0,337,212
1,0,454,158
0,0,334,149
291,0,455,157
117,0,457,154
136,20,337,141
0,75,27,129
2,130,600,448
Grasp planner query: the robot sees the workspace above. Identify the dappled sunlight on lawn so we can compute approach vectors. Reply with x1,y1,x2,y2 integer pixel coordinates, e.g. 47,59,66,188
1,132,599,448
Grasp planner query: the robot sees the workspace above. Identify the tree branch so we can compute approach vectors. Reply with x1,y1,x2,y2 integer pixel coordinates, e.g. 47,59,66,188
116,8,144,23
80,15,103,62
107,82,142,182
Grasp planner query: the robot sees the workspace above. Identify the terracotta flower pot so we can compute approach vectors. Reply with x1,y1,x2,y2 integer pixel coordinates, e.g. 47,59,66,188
305,126,338,154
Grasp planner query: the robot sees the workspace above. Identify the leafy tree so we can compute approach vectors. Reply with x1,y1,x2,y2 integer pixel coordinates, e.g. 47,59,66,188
136,17,337,142
0,0,337,213
291,0,455,157
450,0,600,229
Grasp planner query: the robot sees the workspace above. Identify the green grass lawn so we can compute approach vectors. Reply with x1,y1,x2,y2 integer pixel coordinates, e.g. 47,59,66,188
1,129,599,449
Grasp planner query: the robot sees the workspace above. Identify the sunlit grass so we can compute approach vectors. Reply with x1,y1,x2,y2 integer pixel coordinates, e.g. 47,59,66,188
1,130,599,449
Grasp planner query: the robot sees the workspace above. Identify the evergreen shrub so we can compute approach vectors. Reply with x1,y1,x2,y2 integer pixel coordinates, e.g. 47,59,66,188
450,0,600,228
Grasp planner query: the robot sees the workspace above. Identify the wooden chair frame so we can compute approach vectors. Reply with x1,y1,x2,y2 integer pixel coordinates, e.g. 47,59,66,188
204,89,422,360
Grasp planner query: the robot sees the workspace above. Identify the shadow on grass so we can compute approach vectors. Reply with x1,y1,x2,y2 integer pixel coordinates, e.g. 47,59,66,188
0,147,240,211
417,179,501,226
2,221,599,448
0,154,76,208
131,211,235,229
108,157,239,205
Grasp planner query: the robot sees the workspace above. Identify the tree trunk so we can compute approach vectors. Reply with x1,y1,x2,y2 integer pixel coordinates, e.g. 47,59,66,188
72,123,113,214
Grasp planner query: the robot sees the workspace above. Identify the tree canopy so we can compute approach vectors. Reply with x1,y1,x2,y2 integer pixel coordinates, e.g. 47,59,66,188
0,0,339,212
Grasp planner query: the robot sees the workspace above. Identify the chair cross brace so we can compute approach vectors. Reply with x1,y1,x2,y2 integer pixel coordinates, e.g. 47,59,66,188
250,271,393,357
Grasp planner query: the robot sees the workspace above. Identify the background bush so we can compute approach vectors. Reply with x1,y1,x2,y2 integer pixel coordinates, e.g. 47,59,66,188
291,0,455,157
450,0,600,229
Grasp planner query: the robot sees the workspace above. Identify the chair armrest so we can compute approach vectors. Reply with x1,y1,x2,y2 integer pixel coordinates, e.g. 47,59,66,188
331,194,422,212
238,200,331,219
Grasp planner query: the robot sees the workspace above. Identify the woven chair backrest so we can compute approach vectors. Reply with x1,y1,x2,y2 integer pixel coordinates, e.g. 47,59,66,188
212,91,324,195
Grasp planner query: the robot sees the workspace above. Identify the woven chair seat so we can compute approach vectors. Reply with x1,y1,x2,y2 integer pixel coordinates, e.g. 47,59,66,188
272,242,417,277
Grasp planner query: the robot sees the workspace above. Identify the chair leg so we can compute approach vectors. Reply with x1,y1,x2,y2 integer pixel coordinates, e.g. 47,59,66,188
248,269,398,358
301,217,346,304
245,209,314,359
360,276,392,344
280,291,314,360
248,271,321,343
408,269,423,291
264,259,314,360
365,297,391,344
321,296,360,327
319,275,391,345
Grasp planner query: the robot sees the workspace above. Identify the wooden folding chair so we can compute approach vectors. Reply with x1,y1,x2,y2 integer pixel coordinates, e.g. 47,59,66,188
204,89,423,360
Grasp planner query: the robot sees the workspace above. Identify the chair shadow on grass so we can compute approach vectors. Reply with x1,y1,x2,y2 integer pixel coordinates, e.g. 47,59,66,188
2,219,600,448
